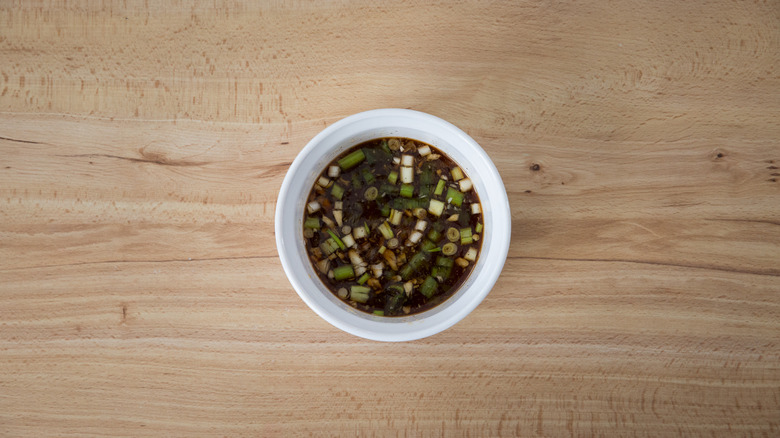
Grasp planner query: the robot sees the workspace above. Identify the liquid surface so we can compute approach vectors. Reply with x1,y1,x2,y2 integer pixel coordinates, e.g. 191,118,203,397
303,137,483,316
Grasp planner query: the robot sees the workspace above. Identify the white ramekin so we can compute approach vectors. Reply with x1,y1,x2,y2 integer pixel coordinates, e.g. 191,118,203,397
275,109,510,342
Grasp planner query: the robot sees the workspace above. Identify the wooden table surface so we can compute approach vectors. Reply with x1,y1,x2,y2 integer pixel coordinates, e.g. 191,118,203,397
2,1,779,436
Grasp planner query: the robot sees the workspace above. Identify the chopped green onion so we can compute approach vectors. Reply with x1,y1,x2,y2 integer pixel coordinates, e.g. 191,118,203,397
362,168,376,184
352,172,362,189
442,242,457,256
420,276,438,298
380,203,391,217
460,227,473,245
425,247,441,253
387,171,398,184
327,229,346,250
420,165,434,186
446,187,465,206
357,272,370,285
387,284,405,295
427,229,442,242
400,252,428,280
363,148,376,165
304,217,321,229
320,238,339,256
330,183,344,200
419,166,434,197
381,139,391,154
364,186,378,201
458,212,470,227
378,221,394,239
475,222,483,234
400,184,414,198
434,179,446,196
373,310,385,316
338,149,366,170
364,223,370,236
421,240,437,252
349,285,370,303
379,183,399,196
384,290,406,315
446,227,460,242
333,264,355,280
431,266,451,280
436,256,454,267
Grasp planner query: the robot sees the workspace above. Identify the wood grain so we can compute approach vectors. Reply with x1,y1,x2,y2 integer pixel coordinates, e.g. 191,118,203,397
1,1,779,436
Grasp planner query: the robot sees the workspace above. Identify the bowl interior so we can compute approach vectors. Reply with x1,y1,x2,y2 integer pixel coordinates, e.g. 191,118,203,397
276,109,510,341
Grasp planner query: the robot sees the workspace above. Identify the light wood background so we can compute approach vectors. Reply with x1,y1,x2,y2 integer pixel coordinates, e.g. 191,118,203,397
2,1,779,436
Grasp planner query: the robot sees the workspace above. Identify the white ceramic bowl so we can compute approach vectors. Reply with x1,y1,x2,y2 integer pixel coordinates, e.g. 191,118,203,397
275,109,511,342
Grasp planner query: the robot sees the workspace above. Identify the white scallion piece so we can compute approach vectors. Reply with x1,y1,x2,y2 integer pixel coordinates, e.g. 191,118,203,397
352,225,367,240
418,146,431,156
408,230,423,245
401,154,414,166
455,257,470,268
328,166,340,178
451,167,464,181
317,176,330,187
322,216,335,229
459,178,473,192
355,265,367,276
338,288,348,298
371,263,383,278
327,270,334,279
471,203,481,214
403,281,413,296
307,201,321,214
348,249,366,267
389,209,403,226
334,201,343,210
342,234,356,248
428,199,445,216
464,247,478,261
400,166,413,184
393,156,401,165
446,214,459,222
415,220,427,231
387,237,399,249
333,210,343,226
317,259,330,274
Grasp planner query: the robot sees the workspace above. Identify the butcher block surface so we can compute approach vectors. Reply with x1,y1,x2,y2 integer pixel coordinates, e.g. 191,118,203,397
1,1,779,436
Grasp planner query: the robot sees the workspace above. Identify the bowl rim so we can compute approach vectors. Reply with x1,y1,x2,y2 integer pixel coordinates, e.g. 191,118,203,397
275,108,511,341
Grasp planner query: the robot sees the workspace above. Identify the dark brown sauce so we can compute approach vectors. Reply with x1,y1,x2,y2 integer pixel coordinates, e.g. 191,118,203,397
303,137,483,316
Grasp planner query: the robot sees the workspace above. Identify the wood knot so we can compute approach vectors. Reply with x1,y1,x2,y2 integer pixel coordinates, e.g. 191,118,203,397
530,163,541,171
